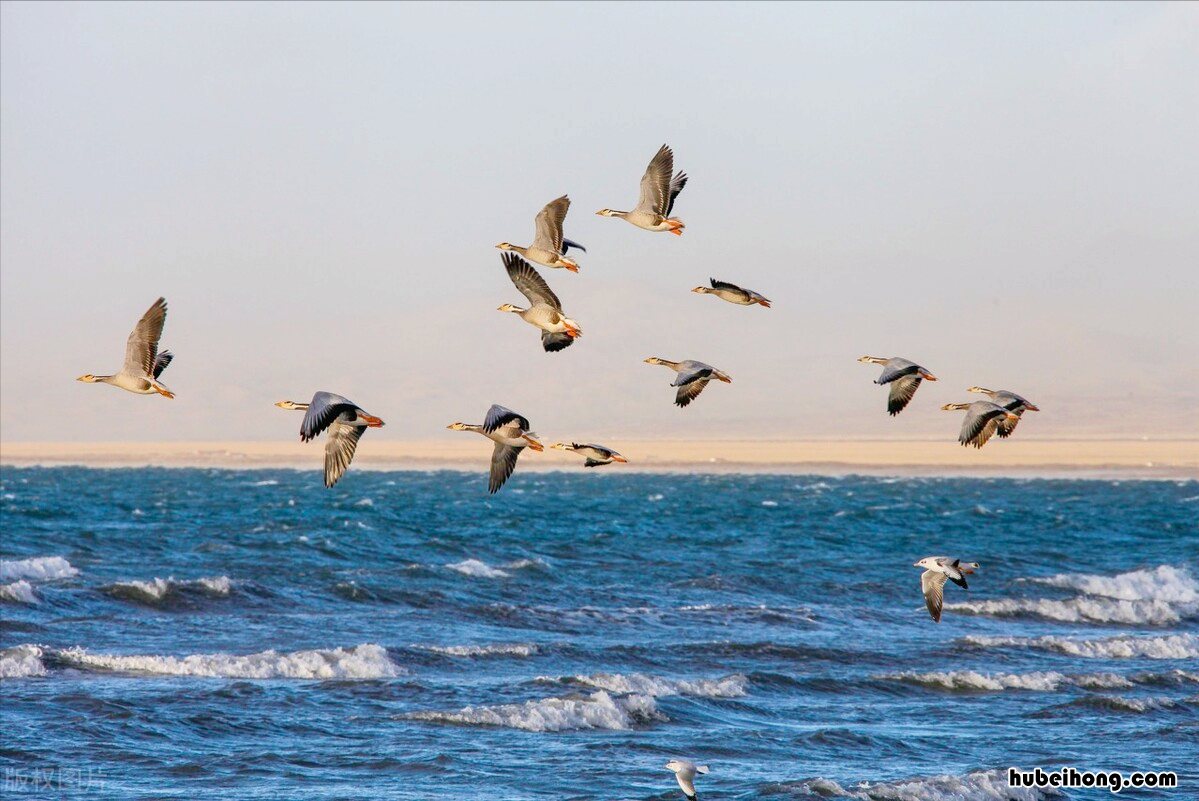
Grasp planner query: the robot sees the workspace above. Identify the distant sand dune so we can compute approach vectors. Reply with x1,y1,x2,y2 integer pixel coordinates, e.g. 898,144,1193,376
1,440,1195,478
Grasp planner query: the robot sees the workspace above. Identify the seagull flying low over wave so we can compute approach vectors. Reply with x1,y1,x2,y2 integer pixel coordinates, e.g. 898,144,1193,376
691,278,771,308
550,442,629,467
914,556,979,622
597,143,688,234
967,386,1040,438
498,252,583,352
276,392,385,488
447,404,543,493
941,401,1020,449
665,759,709,801
496,194,585,272
77,296,175,398
858,356,937,416
644,358,732,408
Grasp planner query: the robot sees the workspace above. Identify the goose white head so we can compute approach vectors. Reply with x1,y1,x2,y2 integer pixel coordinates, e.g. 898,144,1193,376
497,303,525,313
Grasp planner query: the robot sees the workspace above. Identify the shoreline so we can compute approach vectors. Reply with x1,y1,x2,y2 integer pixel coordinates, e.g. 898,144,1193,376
1,440,1195,479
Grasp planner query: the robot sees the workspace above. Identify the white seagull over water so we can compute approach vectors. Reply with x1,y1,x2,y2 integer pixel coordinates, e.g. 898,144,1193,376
665,759,709,801
913,556,979,622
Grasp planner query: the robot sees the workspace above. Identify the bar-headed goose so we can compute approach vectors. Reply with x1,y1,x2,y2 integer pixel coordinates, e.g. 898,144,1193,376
550,442,628,467
644,358,732,408
497,252,582,352
597,144,688,234
691,278,771,308
858,356,937,416
496,194,585,272
77,296,175,398
447,404,543,493
276,392,385,487
941,401,1019,449
967,386,1040,438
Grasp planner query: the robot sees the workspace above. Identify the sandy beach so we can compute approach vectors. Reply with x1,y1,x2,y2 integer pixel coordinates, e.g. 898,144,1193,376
1,439,1195,478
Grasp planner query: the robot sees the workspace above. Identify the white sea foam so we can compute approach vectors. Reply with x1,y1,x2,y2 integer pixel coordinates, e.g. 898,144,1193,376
405,690,663,732
883,670,1134,692
103,575,233,603
555,672,749,698
445,559,509,579
54,643,402,679
0,556,79,582
1032,565,1199,604
354,497,374,507
0,645,48,679
761,500,779,507
946,597,1185,625
420,643,539,657
961,633,1199,659
250,479,279,486
788,768,1054,800
0,580,39,604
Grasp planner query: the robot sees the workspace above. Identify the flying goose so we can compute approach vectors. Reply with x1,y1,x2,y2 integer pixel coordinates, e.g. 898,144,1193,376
967,386,1040,438
665,760,709,801
913,556,979,622
447,404,543,493
941,401,1019,448
275,392,385,487
496,194,585,272
858,356,937,416
550,442,628,467
691,278,771,308
77,296,175,398
596,143,688,234
497,252,582,352
644,358,731,408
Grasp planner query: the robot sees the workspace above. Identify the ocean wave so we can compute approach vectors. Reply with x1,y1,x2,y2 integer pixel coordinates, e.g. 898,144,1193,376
101,575,233,605
445,559,510,578
418,643,539,657
0,580,39,604
1030,565,1198,604
0,555,79,582
960,633,1199,659
0,645,48,679
882,670,1134,692
1044,695,1191,715
772,768,1057,800
545,671,748,698
405,690,664,732
51,643,402,679
945,597,1186,625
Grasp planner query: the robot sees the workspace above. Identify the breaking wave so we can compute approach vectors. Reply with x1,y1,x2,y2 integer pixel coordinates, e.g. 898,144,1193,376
1030,565,1198,604
0,556,78,582
0,645,48,679
101,576,233,605
405,690,664,732
961,633,1199,659
771,768,1058,800
544,671,749,698
0,580,39,604
51,643,402,679
418,643,539,657
882,670,1134,692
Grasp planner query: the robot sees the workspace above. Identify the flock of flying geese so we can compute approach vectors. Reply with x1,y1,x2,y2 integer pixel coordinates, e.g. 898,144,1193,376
74,143,1044,800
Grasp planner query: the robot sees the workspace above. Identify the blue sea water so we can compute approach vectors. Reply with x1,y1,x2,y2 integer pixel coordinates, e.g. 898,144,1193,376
1,467,1196,800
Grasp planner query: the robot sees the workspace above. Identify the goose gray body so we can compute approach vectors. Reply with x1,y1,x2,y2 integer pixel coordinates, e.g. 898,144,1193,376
551,442,628,467
447,404,543,493
692,278,771,308
967,386,1040,438
597,144,688,234
496,195,583,272
498,252,582,352
858,356,937,416
276,392,385,488
645,358,732,408
77,296,175,398
941,401,1019,449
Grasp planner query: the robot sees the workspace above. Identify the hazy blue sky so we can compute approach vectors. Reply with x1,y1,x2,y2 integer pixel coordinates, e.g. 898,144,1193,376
2,1,1196,443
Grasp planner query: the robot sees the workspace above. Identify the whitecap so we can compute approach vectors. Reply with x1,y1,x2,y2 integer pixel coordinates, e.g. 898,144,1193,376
54,643,402,679
761,500,779,507
405,690,663,732
1031,565,1198,604
0,580,39,604
554,671,748,698
103,575,233,604
0,556,79,582
783,768,1053,800
946,597,1186,625
354,498,374,507
250,479,279,486
961,633,1199,659
419,643,539,657
0,645,47,679
445,559,509,579
882,670,1133,692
